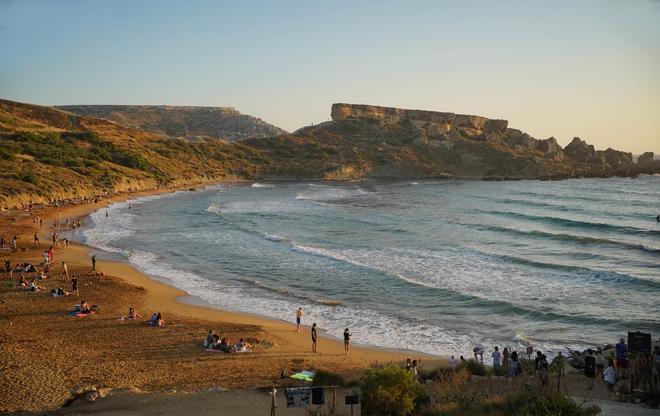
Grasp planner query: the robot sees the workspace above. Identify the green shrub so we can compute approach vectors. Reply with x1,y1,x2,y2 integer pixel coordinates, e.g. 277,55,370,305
18,170,38,185
360,364,426,416
420,390,600,416
460,359,487,376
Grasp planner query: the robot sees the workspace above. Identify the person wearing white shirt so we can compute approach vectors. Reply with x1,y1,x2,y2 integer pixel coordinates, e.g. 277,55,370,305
449,355,457,370
603,359,617,394
492,346,502,369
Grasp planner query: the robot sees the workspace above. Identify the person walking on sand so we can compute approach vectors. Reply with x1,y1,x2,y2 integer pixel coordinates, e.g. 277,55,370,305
311,323,317,353
33,232,39,246
91,254,96,271
343,328,351,355
61,261,70,282
295,307,304,332
12,235,17,250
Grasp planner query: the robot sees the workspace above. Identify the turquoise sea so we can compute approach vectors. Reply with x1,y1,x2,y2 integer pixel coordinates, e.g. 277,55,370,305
79,176,660,360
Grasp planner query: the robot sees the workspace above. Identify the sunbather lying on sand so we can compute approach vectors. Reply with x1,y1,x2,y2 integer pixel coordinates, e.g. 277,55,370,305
28,279,44,292
51,287,69,297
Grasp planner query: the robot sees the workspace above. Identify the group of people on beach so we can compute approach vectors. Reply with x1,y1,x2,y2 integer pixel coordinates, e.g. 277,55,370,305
294,307,352,355
203,330,254,353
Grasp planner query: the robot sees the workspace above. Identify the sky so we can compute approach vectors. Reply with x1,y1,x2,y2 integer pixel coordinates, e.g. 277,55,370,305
1,0,658,153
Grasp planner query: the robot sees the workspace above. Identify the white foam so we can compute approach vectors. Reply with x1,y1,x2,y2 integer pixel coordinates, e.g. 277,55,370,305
264,233,288,242
251,183,274,188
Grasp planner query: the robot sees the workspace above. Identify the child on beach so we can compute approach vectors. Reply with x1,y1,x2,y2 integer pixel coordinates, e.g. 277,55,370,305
603,359,616,394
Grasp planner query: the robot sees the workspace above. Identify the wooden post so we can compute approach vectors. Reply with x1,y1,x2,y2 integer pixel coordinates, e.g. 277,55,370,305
270,387,277,416
331,386,336,415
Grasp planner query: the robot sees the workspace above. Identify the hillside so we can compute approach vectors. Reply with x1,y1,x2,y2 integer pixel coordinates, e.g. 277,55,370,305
0,99,269,207
1,99,658,207
55,105,287,142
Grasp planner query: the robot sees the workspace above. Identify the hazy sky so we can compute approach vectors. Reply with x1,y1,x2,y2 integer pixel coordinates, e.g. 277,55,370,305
1,0,658,153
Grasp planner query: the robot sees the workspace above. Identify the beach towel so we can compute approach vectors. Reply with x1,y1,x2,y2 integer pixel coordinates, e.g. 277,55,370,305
285,388,311,407
290,370,315,382
72,310,96,317
205,348,224,353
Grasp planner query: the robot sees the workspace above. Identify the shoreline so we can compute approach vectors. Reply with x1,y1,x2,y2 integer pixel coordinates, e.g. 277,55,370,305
66,187,445,362
0,183,444,411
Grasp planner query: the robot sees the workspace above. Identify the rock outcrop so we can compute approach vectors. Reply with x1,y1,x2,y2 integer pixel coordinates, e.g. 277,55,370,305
636,151,660,174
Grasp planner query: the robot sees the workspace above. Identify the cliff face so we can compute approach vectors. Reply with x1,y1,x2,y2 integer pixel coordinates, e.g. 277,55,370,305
331,103,508,135
248,103,655,181
55,105,287,142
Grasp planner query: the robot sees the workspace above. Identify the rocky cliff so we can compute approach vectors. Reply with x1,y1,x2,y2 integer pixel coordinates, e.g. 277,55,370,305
247,103,655,180
2,99,658,207
331,103,509,135
55,105,287,142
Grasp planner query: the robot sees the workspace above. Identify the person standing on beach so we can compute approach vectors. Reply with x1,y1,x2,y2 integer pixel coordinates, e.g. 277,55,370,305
12,235,17,250
311,323,317,353
33,232,39,246
502,347,510,370
615,337,628,370
71,275,78,296
61,262,70,282
295,307,304,332
343,328,351,355
492,346,502,369
91,254,96,271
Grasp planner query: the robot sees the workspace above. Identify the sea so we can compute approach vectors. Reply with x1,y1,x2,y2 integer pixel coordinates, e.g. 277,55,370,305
76,176,660,361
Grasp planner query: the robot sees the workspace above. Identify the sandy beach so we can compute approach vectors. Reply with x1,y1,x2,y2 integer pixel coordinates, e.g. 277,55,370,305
0,188,442,413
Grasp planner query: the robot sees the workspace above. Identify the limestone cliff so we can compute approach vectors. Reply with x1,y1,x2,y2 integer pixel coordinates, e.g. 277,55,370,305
331,103,508,135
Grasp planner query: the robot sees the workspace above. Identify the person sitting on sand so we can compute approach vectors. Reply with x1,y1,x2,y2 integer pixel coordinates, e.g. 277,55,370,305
17,273,28,287
204,330,215,347
79,300,92,314
216,337,231,353
127,308,141,319
149,312,165,327
234,338,253,352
